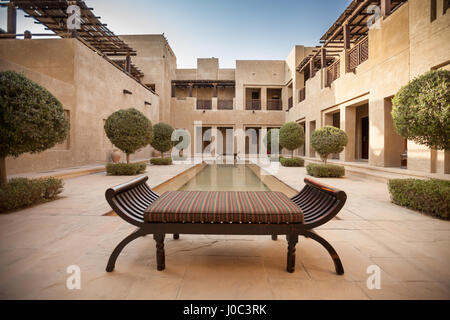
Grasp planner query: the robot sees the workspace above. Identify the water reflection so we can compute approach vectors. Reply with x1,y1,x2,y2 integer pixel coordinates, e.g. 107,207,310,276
179,164,269,191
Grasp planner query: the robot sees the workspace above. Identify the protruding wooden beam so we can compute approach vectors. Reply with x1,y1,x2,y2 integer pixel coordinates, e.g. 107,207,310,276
381,0,391,17
7,3,16,37
24,30,32,39
125,53,131,73
343,24,351,50
321,48,327,69
309,59,315,78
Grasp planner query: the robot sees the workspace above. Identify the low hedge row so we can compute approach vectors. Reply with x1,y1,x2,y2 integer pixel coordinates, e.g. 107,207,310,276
0,177,64,212
280,157,305,167
150,157,173,165
306,163,345,178
106,162,147,175
388,178,449,220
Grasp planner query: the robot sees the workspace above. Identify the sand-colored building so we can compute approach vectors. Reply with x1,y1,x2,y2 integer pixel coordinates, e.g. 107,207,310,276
0,0,449,175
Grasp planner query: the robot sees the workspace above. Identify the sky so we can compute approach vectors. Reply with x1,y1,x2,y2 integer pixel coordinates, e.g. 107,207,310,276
0,0,352,68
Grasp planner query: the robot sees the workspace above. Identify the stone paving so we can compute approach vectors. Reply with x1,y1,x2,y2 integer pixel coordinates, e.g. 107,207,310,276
0,163,449,299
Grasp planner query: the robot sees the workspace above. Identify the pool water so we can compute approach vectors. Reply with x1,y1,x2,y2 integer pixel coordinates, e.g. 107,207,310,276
179,164,269,191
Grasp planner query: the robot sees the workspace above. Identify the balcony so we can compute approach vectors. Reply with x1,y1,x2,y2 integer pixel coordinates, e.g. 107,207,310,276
267,99,282,111
197,100,212,110
246,99,261,110
326,59,340,87
298,88,305,103
218,100,233,110
347,36,368,72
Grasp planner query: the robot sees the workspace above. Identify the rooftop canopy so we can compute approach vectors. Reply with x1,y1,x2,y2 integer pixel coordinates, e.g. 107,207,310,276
1,0,146,80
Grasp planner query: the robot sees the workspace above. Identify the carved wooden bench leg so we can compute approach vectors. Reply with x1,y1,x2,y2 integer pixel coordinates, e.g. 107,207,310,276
286,233,298,273
173,234,180,240
154,233,166,271
271,235,278,241
303,230,344,275
106,228,147,272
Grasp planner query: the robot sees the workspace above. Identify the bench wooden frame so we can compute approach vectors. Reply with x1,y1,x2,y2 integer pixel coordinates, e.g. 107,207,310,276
105,176,346,274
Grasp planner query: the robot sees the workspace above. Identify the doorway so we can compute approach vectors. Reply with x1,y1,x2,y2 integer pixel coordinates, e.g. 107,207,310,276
245,127,260,155
361,116,369,160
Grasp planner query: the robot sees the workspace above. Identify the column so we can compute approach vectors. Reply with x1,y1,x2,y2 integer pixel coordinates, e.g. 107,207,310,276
342,106,356,162
7,3,16,37
381,0,391,18
261,88,267,111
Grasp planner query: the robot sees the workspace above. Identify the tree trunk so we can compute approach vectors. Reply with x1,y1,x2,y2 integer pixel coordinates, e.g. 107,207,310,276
161,152,164,158
291,150,294,159
0,157,7,186
126,153,130,164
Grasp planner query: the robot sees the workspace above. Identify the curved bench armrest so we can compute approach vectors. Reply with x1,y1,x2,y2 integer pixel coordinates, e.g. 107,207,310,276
291,177,347,230
105,175,149,199
105,175,159,227
303,177,346,201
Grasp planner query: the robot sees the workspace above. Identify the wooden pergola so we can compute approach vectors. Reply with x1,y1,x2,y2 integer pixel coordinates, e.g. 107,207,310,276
171,80,236,97
297,0,407,77
1,0,145,80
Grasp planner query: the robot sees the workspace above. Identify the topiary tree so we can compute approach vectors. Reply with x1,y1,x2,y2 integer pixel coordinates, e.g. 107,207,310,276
279,122,305,158
104,108,153,164
151,122,174,158
310,126,348,164
263,129,282,155
392,70,450,151
0,71,70,186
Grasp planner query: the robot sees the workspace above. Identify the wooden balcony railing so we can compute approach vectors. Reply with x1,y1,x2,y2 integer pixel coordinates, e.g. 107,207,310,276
326,59,340,87
267,99,282,110
246,99,261,110
298,88,306,103
196,100,212,110
347,36,369,72
217,100,233,110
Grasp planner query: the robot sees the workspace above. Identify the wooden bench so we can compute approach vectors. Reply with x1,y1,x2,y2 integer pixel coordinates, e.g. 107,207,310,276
105,176,346,274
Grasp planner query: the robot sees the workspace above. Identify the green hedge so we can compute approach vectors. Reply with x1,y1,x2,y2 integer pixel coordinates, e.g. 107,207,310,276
150,157,173,165
0,177,64,212
280,157,304,167
306,163,345,178
388,179,450,220
106,162,147,175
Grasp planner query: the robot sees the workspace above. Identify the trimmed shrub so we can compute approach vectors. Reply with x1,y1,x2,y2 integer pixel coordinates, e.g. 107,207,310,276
310,126,348,163
280,157,304,167
0,177,64,212
0,71,70,185
279,122,305,158
106,162,147,176
150,157,173,166
306,163,345,178
388,179,450,220
392,70,450,151
151,123,175,157
104,108,153,163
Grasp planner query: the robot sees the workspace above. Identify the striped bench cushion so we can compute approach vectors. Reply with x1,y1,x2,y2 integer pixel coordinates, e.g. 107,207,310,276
144,191,303,224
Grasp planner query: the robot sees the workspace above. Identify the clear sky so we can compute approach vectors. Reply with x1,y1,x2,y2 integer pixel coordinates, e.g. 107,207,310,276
0,0,352,68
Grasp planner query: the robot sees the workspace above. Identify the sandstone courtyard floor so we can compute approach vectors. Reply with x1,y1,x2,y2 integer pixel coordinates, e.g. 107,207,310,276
0,163,449,299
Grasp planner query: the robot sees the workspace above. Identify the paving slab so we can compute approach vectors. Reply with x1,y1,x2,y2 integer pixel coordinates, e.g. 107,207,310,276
0,163,449,299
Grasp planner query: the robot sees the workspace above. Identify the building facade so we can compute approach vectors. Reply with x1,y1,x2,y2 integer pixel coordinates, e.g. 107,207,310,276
0,0,449,175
